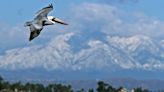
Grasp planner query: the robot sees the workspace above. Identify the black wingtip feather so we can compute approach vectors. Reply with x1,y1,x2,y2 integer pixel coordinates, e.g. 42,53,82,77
48,3,53,8
42,3,53,10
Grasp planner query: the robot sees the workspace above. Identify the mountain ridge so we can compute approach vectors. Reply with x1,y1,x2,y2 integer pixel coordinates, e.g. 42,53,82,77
0,33,164,71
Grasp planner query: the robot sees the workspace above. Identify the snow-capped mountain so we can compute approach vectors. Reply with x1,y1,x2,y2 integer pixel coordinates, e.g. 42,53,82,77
0,33,164,71
107,35,164,70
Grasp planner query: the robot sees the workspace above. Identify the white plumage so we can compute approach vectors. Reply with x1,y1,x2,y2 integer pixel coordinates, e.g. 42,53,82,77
25,4,68,41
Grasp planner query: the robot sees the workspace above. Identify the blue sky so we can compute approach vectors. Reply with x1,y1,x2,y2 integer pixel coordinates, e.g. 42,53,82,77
0,0,164,25
0,0,95,25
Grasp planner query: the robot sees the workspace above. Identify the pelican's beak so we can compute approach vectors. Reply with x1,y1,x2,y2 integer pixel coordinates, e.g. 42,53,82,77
52,18,68,25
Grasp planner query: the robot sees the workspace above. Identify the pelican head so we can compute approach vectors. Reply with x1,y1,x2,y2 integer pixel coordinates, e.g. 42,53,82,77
48,16,68,25
47,16,56,24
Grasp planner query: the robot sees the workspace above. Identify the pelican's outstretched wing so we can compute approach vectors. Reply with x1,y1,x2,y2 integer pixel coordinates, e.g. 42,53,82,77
35,4,53,18
29,30,41,41
29,25,42,41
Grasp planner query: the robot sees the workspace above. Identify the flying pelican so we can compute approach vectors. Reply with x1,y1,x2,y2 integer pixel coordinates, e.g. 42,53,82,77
25,4,68,41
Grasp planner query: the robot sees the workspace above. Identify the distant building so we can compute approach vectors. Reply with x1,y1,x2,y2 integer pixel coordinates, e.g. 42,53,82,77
131,89,135,92
118,87,128,92
15,88,18,92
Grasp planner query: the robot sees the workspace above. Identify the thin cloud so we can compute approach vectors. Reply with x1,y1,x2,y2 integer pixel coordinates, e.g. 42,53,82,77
97,0,139,4
69,3,164,39
0,24,28,52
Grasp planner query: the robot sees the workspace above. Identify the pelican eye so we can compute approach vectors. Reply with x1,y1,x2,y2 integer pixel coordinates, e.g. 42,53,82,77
52,18,56,21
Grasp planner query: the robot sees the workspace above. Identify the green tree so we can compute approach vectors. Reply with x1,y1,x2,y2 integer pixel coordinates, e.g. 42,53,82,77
96,81,117,92
0,76,4,90
142,88,149,92
25,82,38,92
106,85,116,92
2,81,10,89
88,88,94,92
46,84,73,92
134,87,149,92
134,87,142,92
77,88,85,92
0,76,3,82
10,82,23,91
33,83,45,92
96,81,108,92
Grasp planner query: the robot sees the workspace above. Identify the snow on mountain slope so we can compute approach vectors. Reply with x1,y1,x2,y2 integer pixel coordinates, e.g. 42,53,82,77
0,33,74,70
0,33,136,70
0,33,164,71
73,40,137,70
107,35,164,70
107,35,159,53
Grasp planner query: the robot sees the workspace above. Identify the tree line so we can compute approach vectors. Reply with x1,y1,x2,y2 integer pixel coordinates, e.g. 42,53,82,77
0,76,150,92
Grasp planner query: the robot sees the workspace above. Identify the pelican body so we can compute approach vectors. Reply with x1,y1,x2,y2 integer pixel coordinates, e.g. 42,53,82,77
25,4,68,41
